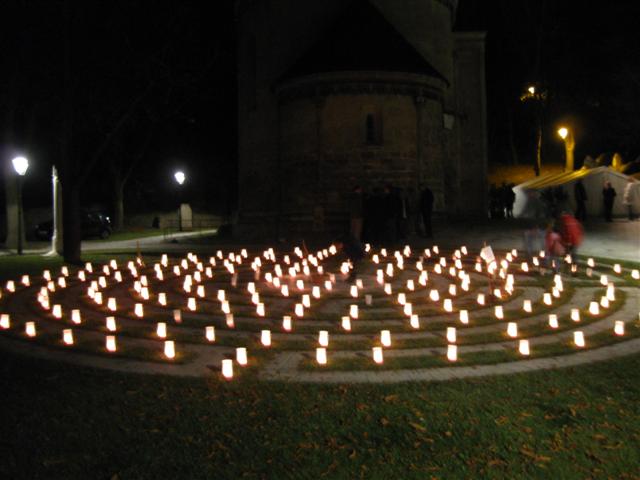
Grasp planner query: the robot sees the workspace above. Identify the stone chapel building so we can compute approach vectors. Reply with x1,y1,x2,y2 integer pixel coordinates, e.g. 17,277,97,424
236,0,487,237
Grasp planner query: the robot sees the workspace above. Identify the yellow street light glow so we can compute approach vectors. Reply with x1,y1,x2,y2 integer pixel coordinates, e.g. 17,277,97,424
558,127,568,139
527,86,535,95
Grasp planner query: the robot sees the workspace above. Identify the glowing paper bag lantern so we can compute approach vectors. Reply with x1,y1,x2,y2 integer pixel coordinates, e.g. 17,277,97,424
107,297,117,311
600,296,609,309
0,314,9,329
429,289,439,302
350,304,358,319
397,293,406,305
459,310,469,324
21,275,30,286
543,293,552,306
205,326,216,342
221,301,230,314
507,322,518,338
447,327,456,343
574,331,585,347
614,264,621,274
71,309,82,324
236,347,248,366
256,303,265,317
312,286,321,299
403,303,413,317
494,306,504,320
63,329,74,345
600,275,608,286
318,330,329,347
295,303,304,317
443,299,453,312
164,340,176,359
614,321,625,336
316,347,327,365
106,335,116,352
134,303,144,318
106,316,117,332
261,330,271,347
302,294,310,308
607,284,615,301
571,308,580,322
25,322,36,337
548,314,559,329
589,302,600,315
341,316,351,331
372,347,384,364
365,294,372,306
410,315,420,329
6,281,15,292
173,309,182,323
447,344,457,361
158,293,167,306
523,300,532,313
384,283,392,295
380,330,391,347
226,313,235,328
632,270,640,280
519,339,530,356
477,294,485,306
157,322,167,338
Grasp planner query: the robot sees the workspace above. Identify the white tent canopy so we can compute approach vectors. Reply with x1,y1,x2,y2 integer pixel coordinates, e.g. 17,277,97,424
513,167,640,219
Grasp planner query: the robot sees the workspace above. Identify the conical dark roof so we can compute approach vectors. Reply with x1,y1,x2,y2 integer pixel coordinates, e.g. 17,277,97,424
279,1,447,84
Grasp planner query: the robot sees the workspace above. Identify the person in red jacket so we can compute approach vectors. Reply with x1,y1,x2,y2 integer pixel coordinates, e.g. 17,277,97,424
545,223,565,273
559,212,583,258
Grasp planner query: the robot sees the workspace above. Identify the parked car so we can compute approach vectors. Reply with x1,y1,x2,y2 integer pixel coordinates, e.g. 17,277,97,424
34,212,112,240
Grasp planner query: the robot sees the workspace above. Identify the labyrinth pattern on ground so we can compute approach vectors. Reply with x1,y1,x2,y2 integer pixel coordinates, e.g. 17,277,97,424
0,244,638,383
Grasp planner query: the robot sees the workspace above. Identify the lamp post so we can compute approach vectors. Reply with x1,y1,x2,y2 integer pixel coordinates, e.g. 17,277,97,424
174,171,185,231
11,156,29,255
557,127,575,172
520,84,547,176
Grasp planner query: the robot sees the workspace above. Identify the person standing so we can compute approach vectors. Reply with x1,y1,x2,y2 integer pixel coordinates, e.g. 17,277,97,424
574,180,587,221
420,185,434,237
348,185,364,241
623,177,637,221
602,181,616,222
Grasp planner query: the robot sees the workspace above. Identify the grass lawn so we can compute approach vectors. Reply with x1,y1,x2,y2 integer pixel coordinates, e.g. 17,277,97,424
1,349,640,479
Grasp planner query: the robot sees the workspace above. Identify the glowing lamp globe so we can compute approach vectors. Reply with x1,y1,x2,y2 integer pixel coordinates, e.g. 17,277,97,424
12,156,29,176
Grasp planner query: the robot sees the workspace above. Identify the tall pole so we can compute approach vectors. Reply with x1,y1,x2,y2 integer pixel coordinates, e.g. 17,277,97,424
16,175,23,255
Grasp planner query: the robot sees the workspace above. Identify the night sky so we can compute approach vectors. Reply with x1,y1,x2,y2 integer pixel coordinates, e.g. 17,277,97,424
2,0,639,214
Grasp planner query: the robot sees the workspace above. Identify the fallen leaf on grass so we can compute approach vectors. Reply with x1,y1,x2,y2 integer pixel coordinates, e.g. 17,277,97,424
409,422,427,432
384,394,399,403
380,417,390,426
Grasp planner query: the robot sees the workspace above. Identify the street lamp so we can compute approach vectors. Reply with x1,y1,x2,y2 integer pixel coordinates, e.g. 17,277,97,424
557,127,575,172
11,156,29,255
174,171,186,231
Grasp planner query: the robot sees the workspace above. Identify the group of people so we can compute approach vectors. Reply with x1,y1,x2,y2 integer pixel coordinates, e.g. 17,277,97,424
349,184,435,245
488,182,516,219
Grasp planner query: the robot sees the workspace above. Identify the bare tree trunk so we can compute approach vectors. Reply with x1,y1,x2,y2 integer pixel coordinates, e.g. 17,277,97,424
62,183,81,264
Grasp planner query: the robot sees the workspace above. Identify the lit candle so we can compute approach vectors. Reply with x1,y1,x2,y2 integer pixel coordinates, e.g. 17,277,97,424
380,330,391,347
71,309,81,324
157,322,167,338
261,330,271,347
614,321,625,336
574,331,585,347
447,344,457,361
205,326,215,342
507,322,518,337
316,347,327,365
372,346,384,364
548,314,559,328
164,340,175,359
318,330,329,347
63,329,74,345
222,359,233,379
106,335,116,352
236,347,248,366
519,339,530,356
